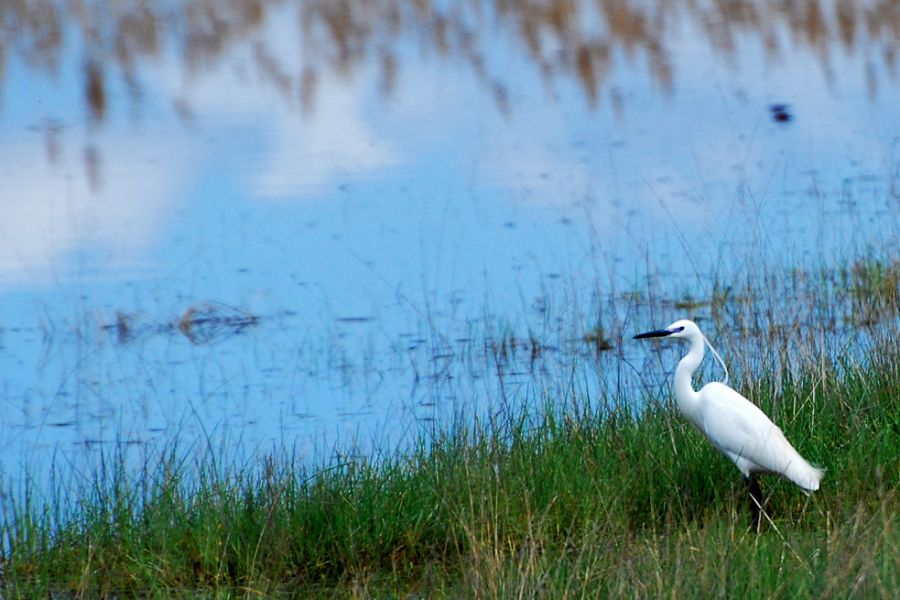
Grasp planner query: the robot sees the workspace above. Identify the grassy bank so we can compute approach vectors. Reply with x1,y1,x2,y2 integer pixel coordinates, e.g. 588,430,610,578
2,333,898,598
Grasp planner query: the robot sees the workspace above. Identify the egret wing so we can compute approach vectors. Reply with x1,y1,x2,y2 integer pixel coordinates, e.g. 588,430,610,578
696,382,790,476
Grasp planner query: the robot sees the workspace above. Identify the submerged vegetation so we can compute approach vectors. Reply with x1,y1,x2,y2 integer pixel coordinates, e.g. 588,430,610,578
2,297,898,596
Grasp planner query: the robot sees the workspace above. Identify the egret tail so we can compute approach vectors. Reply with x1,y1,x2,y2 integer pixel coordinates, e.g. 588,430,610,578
754,421,824,493
782,449,825,494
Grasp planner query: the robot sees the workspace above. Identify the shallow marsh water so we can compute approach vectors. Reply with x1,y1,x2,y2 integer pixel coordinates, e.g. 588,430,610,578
0,1,898,495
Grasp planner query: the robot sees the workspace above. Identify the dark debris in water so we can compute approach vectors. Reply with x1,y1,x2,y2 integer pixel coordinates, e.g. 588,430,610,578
101,314,129,340
104,303,260,344
179,302,259,344
113,311,132,343
674,295,709,310
335,316,375,324
769,103,792,123
583,327,614,354
488,332,545,366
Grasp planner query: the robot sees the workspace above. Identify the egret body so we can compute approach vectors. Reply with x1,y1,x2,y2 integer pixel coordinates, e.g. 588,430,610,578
634,320,823,526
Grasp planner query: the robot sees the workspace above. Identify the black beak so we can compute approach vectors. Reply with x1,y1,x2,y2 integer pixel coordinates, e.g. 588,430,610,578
633,329,672,340
634,326,683,340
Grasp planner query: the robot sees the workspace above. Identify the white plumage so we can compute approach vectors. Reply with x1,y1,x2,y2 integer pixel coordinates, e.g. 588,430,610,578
635,319,824,495
691,381,823,492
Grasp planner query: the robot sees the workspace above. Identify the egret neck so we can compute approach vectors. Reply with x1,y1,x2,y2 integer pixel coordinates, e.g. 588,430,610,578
673,331,704,421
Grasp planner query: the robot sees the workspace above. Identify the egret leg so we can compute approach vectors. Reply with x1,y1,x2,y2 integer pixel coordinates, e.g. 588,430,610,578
746,475,763,530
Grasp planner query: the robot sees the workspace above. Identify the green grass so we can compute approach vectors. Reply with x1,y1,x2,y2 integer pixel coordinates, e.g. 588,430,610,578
2,335,898,598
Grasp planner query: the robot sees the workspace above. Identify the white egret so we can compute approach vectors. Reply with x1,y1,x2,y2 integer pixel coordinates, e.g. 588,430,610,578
634,319,823,527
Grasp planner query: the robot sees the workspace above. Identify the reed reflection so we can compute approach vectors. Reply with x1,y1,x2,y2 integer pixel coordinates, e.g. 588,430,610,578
2,0,897,126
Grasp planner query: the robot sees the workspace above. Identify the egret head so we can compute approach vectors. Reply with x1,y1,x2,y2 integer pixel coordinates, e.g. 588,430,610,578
633,319,700,341
633,319,729,384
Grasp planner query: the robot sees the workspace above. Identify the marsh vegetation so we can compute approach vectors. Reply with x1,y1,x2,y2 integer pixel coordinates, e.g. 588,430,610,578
2,257,898,597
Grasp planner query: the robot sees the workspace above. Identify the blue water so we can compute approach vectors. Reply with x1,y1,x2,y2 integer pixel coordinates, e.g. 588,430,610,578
0,1,897,494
